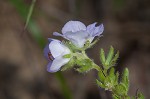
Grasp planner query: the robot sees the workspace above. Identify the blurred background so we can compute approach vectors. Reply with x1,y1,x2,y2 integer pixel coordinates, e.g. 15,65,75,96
0,0,150,99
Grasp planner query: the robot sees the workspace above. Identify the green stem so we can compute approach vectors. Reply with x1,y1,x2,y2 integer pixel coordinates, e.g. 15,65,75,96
81,51,103,72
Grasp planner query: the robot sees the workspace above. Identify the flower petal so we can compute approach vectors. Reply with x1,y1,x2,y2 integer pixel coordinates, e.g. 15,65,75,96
87,23,104,37
62,21,86,34
53,32,69,40
48,38,60,42
92,24,104,36
49,40,71,58
47,56,70,72
43,44,50,60
53,32,64,37
64,31,88,48
86,22,97,35
47,61,53,72
49,40,64,58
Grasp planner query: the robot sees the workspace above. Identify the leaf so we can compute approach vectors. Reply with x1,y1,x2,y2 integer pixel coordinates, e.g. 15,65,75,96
137,92,145,99
121,68,129,90
114,72,119,85
110,51,119,66
24,0,36,30
114,83,127,96
105,46,114,66
100,48,106,66
109,67,115,78
98,70,106,83
108,68,116,84
96,79,105,88
112,94,119,99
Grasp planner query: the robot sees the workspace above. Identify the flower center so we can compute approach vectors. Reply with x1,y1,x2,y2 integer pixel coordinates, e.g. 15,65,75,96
48,52,54,61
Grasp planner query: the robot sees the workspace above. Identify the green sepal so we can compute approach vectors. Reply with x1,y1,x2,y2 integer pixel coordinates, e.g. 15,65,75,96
75,59,93,73
82,40,91,50
86,37,100,49
63,41,79,52
100,48,106,66
61,58,74,71
96,79,105,88
63,54,72,58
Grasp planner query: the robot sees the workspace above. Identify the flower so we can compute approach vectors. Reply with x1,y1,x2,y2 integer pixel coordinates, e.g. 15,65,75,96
53,21,104,48
44,39,71,72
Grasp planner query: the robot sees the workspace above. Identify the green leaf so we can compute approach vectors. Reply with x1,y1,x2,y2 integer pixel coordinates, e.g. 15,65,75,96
24,0,36,30
112,94,119,99
114,83,127,96
110,51,119,66
100,48,106,65
98,70,106,83
105,46,114,66
137,92,145,99
104,77,114,90
121,68,129,90
96,79,105,88
108,68,116,84
109,67,115,78
114,72,119,85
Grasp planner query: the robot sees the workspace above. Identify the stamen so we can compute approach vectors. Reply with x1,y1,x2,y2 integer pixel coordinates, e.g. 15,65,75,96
48,52,53,61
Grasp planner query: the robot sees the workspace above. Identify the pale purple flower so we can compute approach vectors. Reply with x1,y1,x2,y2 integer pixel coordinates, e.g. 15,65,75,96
53,21,104,48
44,39,71,72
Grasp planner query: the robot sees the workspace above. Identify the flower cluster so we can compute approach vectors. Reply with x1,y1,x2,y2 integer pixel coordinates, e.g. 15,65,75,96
43,21,145,99
44,21,104,72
